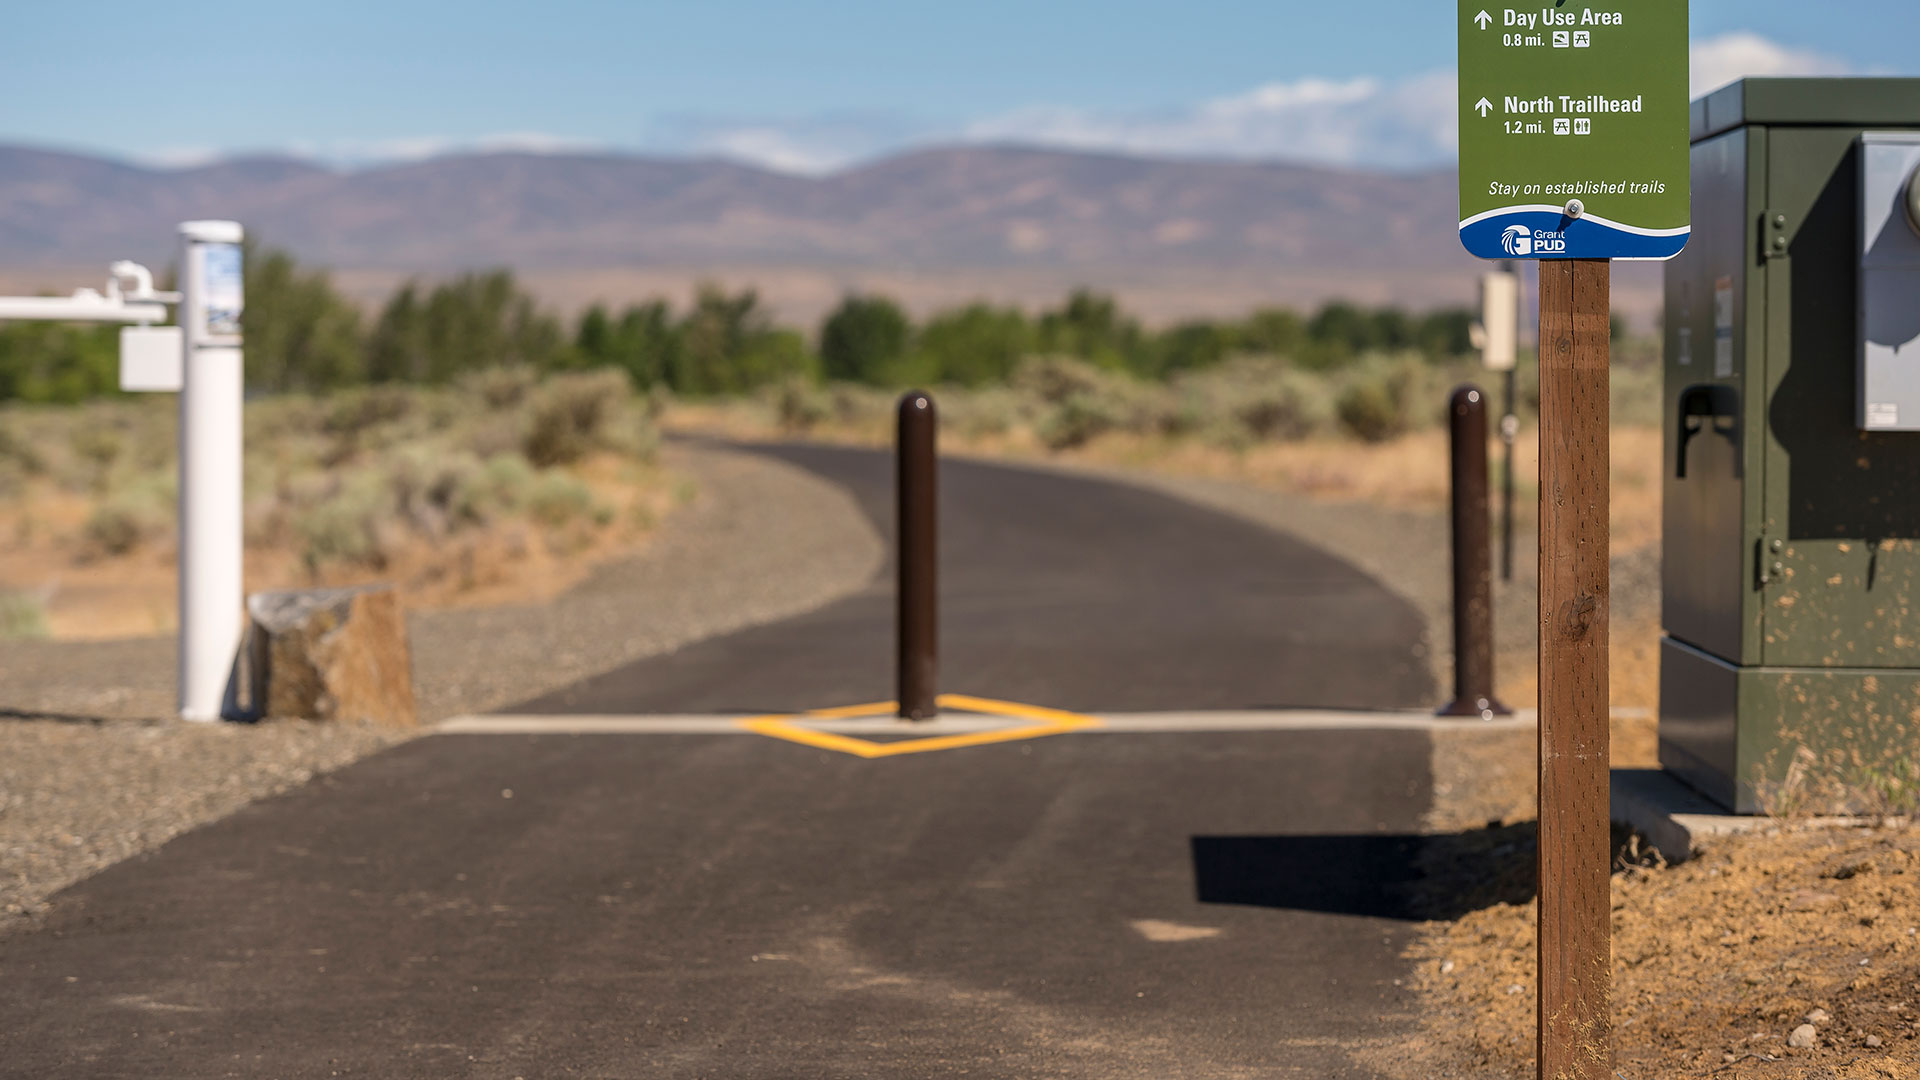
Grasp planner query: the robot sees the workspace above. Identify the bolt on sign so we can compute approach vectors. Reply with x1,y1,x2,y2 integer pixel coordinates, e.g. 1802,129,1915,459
1458,2,1690,260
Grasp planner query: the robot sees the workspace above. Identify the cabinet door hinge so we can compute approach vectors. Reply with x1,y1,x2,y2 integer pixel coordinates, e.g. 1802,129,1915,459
1763,210,1791,261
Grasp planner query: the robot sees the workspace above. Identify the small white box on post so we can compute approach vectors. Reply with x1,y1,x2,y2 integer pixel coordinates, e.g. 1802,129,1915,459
1474,270,1519,373
119,326,184,392
177,220,245,722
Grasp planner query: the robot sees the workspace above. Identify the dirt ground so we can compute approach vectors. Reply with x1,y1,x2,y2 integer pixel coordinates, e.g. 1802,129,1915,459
1392,820,1920,1080
1415,716,1920,1080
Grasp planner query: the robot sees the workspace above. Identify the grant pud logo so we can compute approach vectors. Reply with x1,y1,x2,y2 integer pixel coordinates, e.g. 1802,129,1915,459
1500,223,1569,257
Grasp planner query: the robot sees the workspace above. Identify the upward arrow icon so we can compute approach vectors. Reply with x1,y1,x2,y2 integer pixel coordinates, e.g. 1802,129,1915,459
1474,9,1492,29
1475,98,1494,118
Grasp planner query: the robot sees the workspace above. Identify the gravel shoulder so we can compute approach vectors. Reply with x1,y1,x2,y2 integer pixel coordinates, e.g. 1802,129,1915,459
0,441,882,931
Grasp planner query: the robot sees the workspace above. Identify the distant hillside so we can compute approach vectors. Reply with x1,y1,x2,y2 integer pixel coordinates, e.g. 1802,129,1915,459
0,143,1659,326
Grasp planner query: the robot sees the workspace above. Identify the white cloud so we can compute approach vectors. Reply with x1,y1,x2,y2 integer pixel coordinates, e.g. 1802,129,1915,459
1690,32,1853,98
327,131,606,165
144,131,609,170
648,112,938,175
134,146,228,168
962,72,1458,169
679,127,862,175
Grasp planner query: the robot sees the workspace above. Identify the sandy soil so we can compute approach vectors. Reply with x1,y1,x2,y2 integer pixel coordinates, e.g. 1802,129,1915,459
1412,714,1920,1080
1391,819,1920,1080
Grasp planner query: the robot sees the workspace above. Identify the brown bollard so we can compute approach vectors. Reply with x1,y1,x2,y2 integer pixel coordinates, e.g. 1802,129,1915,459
896,391,938,720
1438,385,1509,719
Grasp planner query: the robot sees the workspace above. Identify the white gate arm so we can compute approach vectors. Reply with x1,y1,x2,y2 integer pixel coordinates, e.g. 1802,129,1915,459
0,261,178,323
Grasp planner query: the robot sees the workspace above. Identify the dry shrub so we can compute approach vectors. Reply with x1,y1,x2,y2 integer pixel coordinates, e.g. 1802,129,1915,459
0,590,48,639
1011,356,1165,450
1170,357,1333,445
80,483,170,558
1334,358,1420,442
521,369,653,467
460,365,538,411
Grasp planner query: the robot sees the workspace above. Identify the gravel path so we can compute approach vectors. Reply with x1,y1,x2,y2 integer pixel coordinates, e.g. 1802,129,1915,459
0,442,882,931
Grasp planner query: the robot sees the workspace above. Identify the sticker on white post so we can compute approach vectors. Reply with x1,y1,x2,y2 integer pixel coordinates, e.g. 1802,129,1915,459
199,243,244,339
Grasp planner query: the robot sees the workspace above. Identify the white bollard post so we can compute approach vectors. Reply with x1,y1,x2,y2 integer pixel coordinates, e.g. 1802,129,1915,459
176,221,245,721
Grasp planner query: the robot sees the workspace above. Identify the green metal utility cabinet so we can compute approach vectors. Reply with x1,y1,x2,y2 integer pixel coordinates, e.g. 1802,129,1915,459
1662,78,1920,812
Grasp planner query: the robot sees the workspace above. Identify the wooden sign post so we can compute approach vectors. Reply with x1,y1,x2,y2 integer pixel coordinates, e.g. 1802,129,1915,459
1457,3,1688,1075
1536,258,1612,1079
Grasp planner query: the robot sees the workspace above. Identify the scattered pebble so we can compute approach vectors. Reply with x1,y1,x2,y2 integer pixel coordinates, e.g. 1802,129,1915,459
1866,1034,1883,1048
1440,960,1455,974
1788,1024,1818,1049
1805,1008,1830,1025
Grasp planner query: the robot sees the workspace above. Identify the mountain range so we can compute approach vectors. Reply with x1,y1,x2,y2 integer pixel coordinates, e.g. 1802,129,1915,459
0,144,1657,325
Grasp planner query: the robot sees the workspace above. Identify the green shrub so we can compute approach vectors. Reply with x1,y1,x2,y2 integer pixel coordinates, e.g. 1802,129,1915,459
1172,358,1333,444
820,295,910,384
0,591,47,640
0,421,45,474
1010,355,1114,405
769,378,830,432
385,447,482,536
1039,395,1121,450
456,454,537,521
323,386,414,438
527,472,597,528
294,472,391,568
1334,360,1418,442
82,493,163,556
1235,370,1332,440
916,304,1033,386
461,365,539,411
522,369,634,467
943,385,1030,439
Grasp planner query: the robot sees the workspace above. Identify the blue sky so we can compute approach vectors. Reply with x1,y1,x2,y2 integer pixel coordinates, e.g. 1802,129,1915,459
1,0,1911,173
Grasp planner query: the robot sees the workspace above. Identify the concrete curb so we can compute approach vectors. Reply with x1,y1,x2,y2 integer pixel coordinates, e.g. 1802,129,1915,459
1608,768,1878,862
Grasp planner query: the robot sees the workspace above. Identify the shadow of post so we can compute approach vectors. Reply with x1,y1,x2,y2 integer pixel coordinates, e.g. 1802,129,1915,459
1191,822,1542,922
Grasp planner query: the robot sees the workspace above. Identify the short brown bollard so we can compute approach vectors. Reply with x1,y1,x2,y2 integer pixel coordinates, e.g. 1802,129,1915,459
896,390,938,720
1438,385,1509,720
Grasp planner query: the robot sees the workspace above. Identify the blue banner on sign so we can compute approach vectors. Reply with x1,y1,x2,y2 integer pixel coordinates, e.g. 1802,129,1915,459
1458,205,1689,261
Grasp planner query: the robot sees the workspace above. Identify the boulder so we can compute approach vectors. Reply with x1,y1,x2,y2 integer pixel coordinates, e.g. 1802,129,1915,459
247,585,418,727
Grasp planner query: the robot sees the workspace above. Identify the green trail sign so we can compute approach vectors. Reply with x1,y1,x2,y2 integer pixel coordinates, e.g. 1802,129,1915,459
1457,1,1690,260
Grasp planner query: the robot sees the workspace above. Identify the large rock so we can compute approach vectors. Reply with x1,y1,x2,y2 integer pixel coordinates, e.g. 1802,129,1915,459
246,585,417,727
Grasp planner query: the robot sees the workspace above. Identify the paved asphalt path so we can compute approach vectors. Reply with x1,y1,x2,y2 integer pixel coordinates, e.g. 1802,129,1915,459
515,443,1433,714
1,445,1448,1078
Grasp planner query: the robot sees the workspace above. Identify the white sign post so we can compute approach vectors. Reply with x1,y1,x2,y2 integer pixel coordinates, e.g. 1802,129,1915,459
0,221,246,722
176,221,245,721
1471,265,1522,579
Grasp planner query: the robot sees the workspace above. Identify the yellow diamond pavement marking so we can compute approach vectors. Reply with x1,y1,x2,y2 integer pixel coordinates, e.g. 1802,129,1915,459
735,693,1101,758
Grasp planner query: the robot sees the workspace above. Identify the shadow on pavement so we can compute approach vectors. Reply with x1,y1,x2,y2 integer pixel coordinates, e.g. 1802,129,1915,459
1191,822,1541,922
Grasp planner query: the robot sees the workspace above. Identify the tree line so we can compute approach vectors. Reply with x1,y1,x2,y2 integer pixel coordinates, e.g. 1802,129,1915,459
0,244,1479,404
